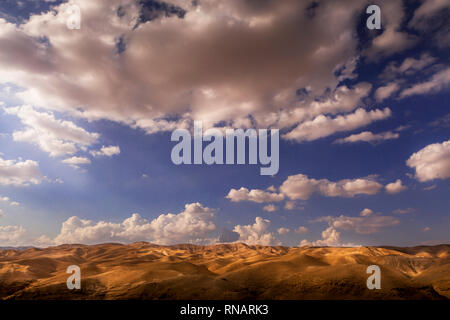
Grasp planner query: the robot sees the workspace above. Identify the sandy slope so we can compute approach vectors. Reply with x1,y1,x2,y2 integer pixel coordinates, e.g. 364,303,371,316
0,243,448,300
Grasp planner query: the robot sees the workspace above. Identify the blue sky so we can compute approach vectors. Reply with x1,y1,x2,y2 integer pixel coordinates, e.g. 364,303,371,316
0,0,449,247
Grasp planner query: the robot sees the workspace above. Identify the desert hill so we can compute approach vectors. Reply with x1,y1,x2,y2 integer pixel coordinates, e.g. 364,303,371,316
0,242,449,300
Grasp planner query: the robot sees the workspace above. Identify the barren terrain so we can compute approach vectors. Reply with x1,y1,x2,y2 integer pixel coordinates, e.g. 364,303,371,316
0,243,449,300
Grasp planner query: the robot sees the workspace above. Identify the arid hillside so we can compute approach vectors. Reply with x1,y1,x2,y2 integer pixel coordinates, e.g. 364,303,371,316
0,243,449,300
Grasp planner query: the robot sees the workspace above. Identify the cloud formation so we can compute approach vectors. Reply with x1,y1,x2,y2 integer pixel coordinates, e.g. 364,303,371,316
299,226,348,247
0,225,27,246
226,187,284,203
233,217,280,246
0,0,389,140
53,202,216,245
385,179,407,194
0,156,44,186
283,108,392,142
4,105,98,157
90,145,121,157
400,67,450,98
334,130,398,144
62,156,91,166
315,214,400,234
280,173,383,200
407,140,450,181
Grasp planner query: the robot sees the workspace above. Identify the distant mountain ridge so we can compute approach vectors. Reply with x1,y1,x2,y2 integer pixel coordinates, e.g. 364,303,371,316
0,246,34,251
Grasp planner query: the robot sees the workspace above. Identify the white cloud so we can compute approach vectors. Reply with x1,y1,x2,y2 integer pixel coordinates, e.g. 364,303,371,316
385,179,407,194
374,83,400,101
334,130,399,144
0,156,44,186
380,53,436,79
277,227,290,235
273,83,372,130
294,226,308,234
53,203,216,245
263,204,278,212
233,217,280,246
406,140,450,181
299,227,346,247
226,187,284,203
360,208,374,217
280,173,383,200
315,214,400,234
62,156,91,166
4,105,98,157
0,225,28,246
0,195,20,206
90,145,121,157
283,108,392,142
284,201,296,210
400,67,450,98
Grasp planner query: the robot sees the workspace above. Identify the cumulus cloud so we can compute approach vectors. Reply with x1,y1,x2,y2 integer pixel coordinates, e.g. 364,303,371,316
0,156,44,186
283,108,392,142
400,67,450,98
263,204,278,212
284,201,296,210
4,105,98,157
334,130,399,144
90,145,121,157
299,226,349,247
406,140,450,181
294,226,308,234
0,0,384,137
233,217,280,246
385,179,407,194
53,202,216,245
0,225,28,246
280,173,383,200
360,208,374,217
226,187,284,203
277,227,290,235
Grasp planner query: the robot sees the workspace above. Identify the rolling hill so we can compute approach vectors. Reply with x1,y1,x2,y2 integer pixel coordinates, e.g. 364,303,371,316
0,243,449,300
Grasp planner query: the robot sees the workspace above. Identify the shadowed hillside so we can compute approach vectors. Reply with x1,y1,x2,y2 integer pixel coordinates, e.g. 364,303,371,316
0,243,449,300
